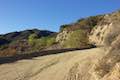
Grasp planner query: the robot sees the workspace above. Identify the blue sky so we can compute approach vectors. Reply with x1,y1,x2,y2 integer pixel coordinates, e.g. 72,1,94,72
0,0,120,34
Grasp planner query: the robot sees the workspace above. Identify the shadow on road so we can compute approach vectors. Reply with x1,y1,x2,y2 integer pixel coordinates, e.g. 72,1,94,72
0,47,96,64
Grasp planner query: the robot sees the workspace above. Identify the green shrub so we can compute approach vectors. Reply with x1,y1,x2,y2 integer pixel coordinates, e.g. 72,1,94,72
28,34,56,50
34,37,47,50
46,37,56,46
28,33,38,46
77,15,103,30
63,30,88,48
60,24,70,31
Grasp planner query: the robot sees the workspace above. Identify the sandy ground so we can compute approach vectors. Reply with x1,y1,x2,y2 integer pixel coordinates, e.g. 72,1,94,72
0,48,105,80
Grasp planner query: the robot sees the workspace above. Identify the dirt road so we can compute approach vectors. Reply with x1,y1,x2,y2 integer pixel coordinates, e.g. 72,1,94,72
0,48,104,80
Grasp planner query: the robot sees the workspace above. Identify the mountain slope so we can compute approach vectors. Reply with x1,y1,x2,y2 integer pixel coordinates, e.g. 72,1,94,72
0,29,56,57
0,29,55,45
0,10,120,80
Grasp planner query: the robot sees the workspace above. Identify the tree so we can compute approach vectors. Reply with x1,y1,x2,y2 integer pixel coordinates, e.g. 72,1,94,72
28,34,38,46
60,24,70,31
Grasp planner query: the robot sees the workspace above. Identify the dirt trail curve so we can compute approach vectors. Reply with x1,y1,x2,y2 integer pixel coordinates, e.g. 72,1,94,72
0,48,104,80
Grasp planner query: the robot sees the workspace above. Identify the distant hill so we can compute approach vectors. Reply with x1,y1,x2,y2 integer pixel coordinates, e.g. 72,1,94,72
0,29,55,45
0,29,56,57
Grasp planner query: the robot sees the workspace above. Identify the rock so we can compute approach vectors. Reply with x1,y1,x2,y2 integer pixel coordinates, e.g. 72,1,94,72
56,29,71,45
90,34,120,80
89,11,120,47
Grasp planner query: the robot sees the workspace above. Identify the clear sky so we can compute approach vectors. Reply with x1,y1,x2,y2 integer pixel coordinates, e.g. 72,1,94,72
0,0,120,34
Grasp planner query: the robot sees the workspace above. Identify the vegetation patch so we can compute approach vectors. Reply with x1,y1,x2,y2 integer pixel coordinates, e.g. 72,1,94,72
63,30,89,48
28,34,56,51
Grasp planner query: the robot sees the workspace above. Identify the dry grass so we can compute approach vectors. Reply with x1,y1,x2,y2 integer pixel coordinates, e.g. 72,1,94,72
92,35,120,79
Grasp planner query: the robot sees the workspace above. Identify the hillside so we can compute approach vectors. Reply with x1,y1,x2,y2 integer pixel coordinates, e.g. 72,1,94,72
88,10,120,80
0,29,55,45
0,14,104,56
0,29,56,57
0,10,120,80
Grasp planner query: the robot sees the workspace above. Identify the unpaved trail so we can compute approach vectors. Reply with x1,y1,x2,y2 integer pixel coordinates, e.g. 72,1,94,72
0,48,105,80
